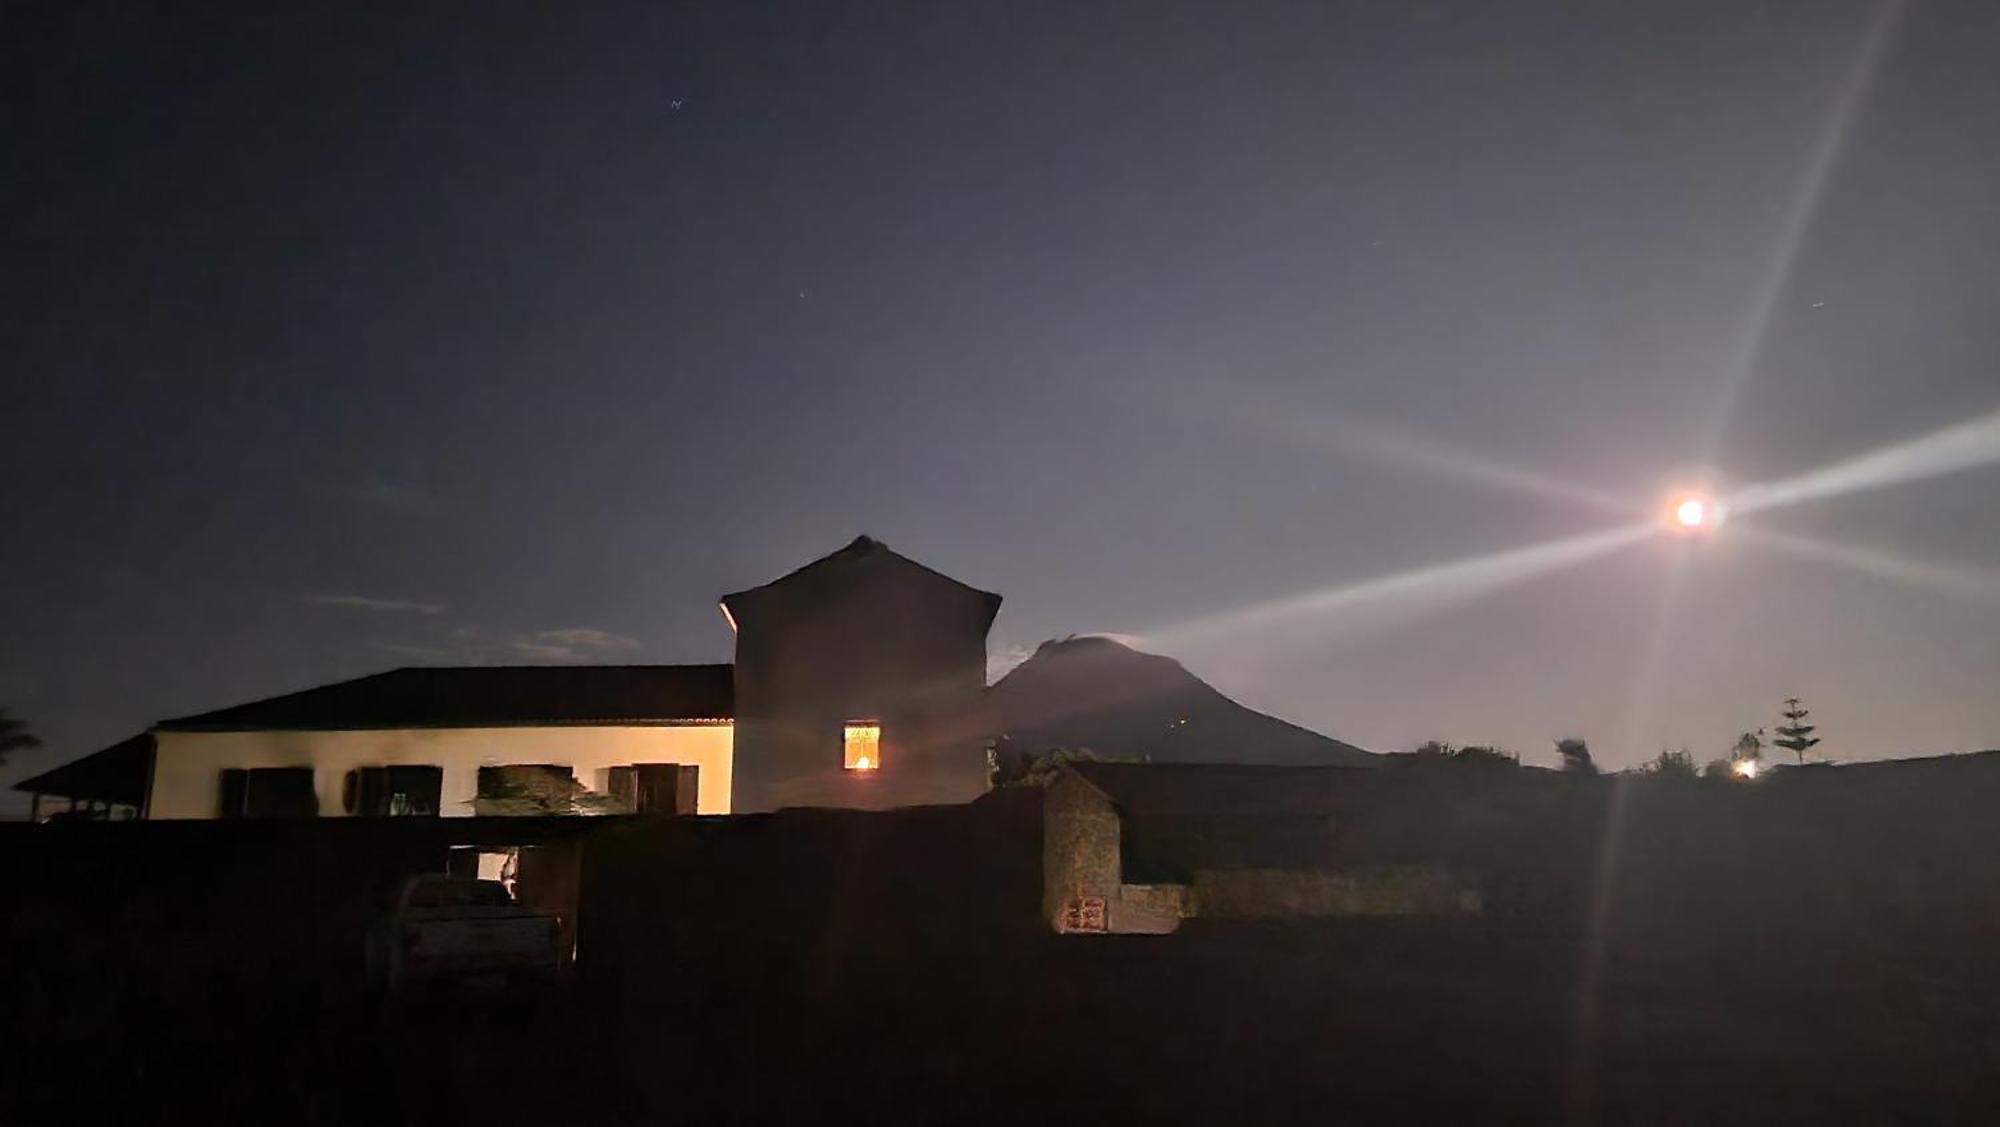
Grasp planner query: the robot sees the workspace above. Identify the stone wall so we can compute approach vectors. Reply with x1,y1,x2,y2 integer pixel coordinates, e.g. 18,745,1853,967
1192,864,1473,918
1040,774,1199,933
1042,768,1485,932
1041,772,1121,930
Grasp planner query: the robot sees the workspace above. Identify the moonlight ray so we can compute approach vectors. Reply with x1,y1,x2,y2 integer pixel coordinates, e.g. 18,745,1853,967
1151,523,1655,652
1698,0,1905,463
1734,523,2000,607
1264,410,1636,516
1724,407,2000,516
1569,535,1694,1117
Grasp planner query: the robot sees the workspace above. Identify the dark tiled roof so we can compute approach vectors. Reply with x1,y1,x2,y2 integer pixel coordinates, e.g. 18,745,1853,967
12,734,154,804
155,665,735,731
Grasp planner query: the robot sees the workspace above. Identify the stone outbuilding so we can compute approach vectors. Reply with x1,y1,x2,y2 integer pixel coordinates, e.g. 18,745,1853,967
1042,761,1480,934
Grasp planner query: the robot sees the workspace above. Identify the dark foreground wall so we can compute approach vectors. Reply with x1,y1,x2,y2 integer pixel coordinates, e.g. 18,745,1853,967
5,757,2000,1123
0,816,602,1121
570,758,2000,1122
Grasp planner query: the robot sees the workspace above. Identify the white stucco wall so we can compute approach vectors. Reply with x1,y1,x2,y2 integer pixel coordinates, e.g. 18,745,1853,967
145,724,734,818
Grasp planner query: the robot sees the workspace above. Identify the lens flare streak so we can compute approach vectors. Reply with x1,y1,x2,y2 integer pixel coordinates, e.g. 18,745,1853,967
1697,0,1905,464
1266,411,1638,516
1735,523,2000,607
1154,523,1654,650
1570,535,1695,1119
1725,408,2000,516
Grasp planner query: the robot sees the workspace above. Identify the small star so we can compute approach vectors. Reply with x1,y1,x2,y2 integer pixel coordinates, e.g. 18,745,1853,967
798,290,807,300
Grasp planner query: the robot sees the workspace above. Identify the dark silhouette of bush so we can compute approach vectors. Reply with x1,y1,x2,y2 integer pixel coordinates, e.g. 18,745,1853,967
1647,748,1699,779
1409,740,1518,768
987,741,1123,788
1555,738,1596,774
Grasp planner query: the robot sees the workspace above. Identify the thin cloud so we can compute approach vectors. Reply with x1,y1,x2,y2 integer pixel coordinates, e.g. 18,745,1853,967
987,643,1037,683
511,642,588,662
531,628,642,650
305,594,447,614
1076,631,1153,651
509,628,643,663
987,634,1158,683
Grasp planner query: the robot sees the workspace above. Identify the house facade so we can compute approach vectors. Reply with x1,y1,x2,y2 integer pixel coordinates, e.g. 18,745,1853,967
17,536,1000,820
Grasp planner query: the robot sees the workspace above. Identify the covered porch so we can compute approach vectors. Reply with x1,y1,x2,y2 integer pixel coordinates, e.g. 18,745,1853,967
13,734,152,821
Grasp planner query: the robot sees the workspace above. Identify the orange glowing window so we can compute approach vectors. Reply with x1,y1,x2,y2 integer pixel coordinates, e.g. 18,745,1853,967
843,724,881,771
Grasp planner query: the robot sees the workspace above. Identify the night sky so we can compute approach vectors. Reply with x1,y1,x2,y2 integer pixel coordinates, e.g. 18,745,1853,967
8,0,1999,806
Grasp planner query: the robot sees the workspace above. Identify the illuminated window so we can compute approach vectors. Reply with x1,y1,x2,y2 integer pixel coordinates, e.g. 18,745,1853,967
843,724,881,771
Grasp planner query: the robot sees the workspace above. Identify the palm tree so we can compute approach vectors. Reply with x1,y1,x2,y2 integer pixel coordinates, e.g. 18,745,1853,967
0,708,42,766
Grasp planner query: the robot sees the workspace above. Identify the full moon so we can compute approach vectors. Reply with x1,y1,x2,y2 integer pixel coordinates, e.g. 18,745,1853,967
1668,493,1725,532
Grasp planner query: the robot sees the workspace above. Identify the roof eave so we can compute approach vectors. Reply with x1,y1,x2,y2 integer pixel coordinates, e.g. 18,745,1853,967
153,716,736,734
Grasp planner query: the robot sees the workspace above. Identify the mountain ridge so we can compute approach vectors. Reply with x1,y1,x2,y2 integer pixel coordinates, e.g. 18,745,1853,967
986,635,1377,768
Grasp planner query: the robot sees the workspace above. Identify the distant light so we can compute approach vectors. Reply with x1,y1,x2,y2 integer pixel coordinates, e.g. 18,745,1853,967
844,723,881,772
1732,758,1759,779
1676,499,1707,528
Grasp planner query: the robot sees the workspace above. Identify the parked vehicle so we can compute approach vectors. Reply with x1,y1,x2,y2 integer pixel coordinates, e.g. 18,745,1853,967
365,874,562,995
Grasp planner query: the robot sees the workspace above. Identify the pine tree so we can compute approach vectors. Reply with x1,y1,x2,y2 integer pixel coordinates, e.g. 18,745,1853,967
1772,697,1821,765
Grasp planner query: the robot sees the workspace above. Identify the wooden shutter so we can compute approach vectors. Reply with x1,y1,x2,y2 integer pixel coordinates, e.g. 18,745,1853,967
218,769,248,818
632,764,699,815
607,766,637,810
245,767,318,818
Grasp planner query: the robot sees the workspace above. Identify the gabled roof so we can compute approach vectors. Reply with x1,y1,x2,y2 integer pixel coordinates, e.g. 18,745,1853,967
154,664,735,731
11,733,155,804
720,535,1001,626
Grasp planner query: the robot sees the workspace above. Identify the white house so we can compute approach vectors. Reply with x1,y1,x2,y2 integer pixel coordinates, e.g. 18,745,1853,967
140,664,736,818
17,536,1000,819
